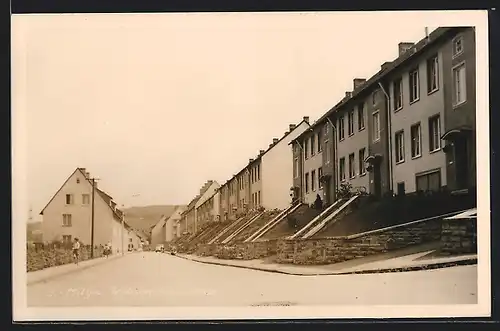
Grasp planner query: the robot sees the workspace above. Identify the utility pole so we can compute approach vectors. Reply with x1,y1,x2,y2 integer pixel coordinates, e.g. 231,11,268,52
90,177,99,258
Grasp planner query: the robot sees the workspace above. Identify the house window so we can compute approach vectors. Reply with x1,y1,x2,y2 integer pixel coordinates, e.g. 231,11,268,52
372,111,380,142
409,67,420,103
311,170,316,191
348,110,355,136
304,139,309,159
82,194,90,205
310,135,315,157
429,115,441,152
324,123,329,136
62,235,72,243
65,194,73,205
338,116,345,141
349,153,356,178
358,103,365,130
317,130,322,153
372,90,379,106
393,77,403,110
76,178,80,184
416,170,441,192
257,164,260,180
339,157,346,182
452,62,467,106
318,167,323,189
411,123,422,158
395,130,405,164
325,140,330,164
293,158,299,178
305,173,309,193
427,55,439,93
62,214,72,227
453,36,464,57
359,148,366,175
258,191,261,206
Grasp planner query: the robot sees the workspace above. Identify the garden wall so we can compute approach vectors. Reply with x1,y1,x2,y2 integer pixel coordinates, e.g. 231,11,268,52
27,244,106,272
276,214,444,265
441,217,477,255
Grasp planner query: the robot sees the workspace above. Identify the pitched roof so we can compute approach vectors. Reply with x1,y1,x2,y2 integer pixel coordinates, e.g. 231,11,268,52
291,27,460,143
39,167,132,227
218,118,310,190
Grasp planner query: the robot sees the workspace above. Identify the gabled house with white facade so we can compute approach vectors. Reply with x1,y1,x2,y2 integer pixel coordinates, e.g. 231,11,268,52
39,167,135,254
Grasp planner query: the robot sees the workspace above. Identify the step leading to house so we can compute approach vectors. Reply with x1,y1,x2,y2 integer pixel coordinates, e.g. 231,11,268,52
207,216,247,245
248,202,303,243
222,212,265,244
302,195,361,239
288,199,344,239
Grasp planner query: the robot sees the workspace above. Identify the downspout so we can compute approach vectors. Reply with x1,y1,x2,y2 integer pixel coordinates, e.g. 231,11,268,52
295,140,304,203
378,81,393,194
326,117,338,202
245,168,251,210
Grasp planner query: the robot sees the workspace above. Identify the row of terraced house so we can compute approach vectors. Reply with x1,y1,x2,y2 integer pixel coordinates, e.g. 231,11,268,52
170,27,477,245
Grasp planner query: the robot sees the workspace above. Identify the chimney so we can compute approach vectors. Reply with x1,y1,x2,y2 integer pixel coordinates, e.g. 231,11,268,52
303,116,310,123
273,138,279,144
269,144,273,148
289,124,296,131
345,91,352,98
353,78,366,90
381,61,392,71
259,150,265,155
249,158,254,163
398,42,415,56
85,172,90,179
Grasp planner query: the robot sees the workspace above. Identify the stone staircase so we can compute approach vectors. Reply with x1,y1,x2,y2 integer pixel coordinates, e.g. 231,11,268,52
213,212,259,244
259,204,321,241
232,210,282,244
222,211,265,244
287,199,346,239
300,195,361,239
245,202,303,242
193,221,231,246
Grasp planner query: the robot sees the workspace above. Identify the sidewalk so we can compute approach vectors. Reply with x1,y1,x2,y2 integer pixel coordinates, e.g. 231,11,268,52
27,252,131,285
175,248,477,276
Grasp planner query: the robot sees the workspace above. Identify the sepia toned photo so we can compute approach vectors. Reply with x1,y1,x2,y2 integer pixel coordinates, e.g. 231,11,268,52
12,10,490,321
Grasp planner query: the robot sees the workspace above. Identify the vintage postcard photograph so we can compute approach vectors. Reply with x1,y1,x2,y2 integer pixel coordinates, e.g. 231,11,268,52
11,9,490,321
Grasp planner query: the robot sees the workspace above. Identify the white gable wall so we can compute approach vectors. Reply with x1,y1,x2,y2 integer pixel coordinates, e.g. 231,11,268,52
261,122,310,210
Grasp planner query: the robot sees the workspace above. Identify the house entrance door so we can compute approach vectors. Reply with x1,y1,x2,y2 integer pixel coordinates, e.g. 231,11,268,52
454,137,469,190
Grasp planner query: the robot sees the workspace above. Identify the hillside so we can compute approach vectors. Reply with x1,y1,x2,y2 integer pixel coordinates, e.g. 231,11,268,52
123,205,182,234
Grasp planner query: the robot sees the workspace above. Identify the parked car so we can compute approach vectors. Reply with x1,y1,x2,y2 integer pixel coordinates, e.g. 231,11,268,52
155,244,164,253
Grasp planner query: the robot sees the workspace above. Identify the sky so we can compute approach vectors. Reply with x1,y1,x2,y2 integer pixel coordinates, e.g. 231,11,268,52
11,11,483,220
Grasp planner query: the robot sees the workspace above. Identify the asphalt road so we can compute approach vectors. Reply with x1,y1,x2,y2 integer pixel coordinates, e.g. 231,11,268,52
27,252,478,307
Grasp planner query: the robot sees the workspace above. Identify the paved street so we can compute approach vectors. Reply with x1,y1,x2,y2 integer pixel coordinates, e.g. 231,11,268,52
27,252,477,307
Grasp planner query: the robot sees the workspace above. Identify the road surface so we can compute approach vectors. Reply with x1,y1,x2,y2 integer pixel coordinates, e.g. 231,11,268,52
27,252,477,307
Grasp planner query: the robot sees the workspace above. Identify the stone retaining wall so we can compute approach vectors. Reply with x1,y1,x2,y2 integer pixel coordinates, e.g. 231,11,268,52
441,217,476,255
276,215,443,265
196,240,279,260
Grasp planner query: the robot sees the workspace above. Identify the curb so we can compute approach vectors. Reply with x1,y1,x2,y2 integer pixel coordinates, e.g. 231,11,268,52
174,254,477,276
27,253,128,286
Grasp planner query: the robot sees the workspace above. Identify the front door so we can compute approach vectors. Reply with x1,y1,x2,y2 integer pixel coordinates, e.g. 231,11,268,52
374,164,382,198
454,137,469,189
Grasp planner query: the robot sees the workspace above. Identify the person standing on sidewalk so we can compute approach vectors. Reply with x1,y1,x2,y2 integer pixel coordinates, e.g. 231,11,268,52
72,238,81,265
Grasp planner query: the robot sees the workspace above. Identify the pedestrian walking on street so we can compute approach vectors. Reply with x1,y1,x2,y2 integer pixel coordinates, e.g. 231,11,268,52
104,242,112,258
72,238,80,265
